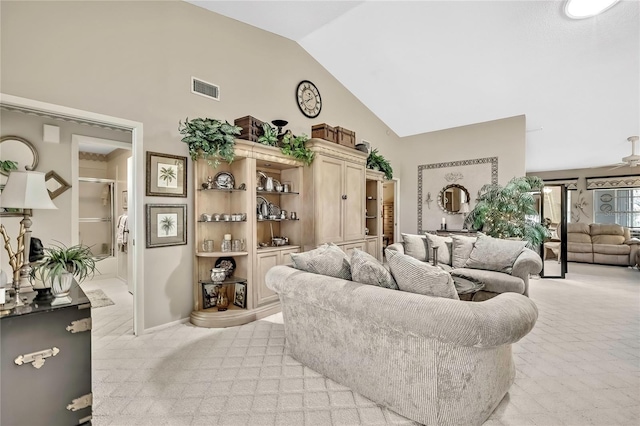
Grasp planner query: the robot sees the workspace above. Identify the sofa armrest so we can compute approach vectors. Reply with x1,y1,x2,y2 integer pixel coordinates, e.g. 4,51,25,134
385,242,405,255
512,247,543,279
266,265,538,348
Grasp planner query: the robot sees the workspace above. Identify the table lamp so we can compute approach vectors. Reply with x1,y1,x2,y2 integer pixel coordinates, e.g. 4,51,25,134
460,202,470,230
0,171,57,306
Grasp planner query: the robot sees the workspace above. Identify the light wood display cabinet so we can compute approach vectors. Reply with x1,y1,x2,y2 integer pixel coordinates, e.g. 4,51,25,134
365,169,384,261
302,139,367,251
191,140,304,328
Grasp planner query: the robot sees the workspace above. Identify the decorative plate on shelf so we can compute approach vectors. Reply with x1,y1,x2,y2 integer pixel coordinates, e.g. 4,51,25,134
215,257,236,278
214,171,235,189
268,203,281,217
256,171,267,189
256,196,268,214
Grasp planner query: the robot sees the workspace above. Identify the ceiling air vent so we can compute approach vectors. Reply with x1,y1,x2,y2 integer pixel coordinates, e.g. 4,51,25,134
191,77,220,101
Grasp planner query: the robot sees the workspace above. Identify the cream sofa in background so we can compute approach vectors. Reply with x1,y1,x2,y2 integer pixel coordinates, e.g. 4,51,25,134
567,223,640,266
266,265,538,426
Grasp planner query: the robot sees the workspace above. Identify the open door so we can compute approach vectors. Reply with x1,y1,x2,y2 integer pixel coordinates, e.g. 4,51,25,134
540,184,568,278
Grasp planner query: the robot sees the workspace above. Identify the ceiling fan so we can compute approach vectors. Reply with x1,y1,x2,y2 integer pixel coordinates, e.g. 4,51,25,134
610,136,639,169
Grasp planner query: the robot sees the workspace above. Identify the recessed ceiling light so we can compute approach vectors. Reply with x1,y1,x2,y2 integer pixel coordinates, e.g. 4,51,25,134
565,0,620,19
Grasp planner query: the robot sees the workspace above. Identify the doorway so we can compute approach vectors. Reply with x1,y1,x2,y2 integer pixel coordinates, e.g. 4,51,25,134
540,184,568,278
0,93,145,335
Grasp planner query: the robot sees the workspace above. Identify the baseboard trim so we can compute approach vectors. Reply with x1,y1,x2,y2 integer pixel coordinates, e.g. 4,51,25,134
143,317,189,334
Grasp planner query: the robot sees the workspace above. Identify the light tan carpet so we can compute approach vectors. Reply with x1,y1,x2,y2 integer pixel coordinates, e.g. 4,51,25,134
90,264,639,425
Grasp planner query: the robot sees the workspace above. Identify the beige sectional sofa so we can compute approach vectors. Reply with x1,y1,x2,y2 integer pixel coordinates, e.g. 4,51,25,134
567,223,640,266
266,265,538,426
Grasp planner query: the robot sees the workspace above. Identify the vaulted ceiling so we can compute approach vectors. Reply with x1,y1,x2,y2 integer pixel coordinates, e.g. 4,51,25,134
187,1,639,172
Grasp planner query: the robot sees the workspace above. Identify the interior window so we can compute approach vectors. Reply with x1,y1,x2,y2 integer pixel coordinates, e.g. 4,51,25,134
592,189,640,234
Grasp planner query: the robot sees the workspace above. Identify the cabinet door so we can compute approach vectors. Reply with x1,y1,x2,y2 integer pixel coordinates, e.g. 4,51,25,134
342,241,366,257
365,238,380,261
343,162,365,242
316,156,345,244
255,252,280,306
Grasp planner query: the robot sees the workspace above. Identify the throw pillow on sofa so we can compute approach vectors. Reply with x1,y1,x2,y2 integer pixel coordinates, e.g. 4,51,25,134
386,249,459,300
291,243,352,280
464,234,527,274
425,233,453,265
401,233,429,261
451,234,477,268
351,249,398,290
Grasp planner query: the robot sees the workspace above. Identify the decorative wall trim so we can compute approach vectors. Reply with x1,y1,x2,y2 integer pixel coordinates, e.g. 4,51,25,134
543,178,579,190
417,157,498,233
585,175,640,190
79,152,108,162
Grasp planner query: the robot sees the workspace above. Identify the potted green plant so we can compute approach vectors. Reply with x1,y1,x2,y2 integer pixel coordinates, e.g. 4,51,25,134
257,123,279,147
466,176,549,248
281,132,315,165
366,149,393,180
178,118,242,168
0,160,18,174
31,242,99,302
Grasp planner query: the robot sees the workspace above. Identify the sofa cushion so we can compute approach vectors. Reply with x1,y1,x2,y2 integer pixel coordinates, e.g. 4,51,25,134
291,243,352,280
593,244,630,255
425,233,452,265
351,249,398,290
401,233,429,262
451,234,477,268
464,234,527,274
567,223,592,244
452,268,525,294
386,249,459,300
568,242,593,253
592,234,626,245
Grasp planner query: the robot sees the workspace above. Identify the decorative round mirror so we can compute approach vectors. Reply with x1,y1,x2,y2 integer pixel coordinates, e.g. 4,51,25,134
0,135,39,176
438,184,470,214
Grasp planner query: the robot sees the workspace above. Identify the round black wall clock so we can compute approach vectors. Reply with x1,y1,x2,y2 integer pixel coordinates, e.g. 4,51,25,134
296,80,322,118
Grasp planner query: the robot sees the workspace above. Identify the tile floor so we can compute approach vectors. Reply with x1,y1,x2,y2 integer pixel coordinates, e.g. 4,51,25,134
86,263,640,425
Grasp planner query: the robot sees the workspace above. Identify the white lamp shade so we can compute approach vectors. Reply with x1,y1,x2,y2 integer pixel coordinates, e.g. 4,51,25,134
459,202,470,214
0,171,57,209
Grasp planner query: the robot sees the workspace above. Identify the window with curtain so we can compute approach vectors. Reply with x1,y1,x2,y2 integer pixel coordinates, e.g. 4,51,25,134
592,188,640,229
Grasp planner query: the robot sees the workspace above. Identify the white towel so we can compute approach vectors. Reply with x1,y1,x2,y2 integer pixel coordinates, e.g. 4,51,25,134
116,214,129,251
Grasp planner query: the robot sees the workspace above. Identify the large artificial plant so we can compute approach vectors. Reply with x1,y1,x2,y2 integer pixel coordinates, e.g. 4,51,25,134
366,149,393,180
178,118,242,168
466,176,549,248
281,132,315,165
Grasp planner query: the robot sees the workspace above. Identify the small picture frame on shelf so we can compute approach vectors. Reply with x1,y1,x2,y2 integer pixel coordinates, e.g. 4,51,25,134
145,204,187,248
146,151,187,197
233,282,247,309
202,283,220,309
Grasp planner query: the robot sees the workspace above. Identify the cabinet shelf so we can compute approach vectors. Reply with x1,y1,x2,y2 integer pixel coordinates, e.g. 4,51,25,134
198,187,246,192
257,218,299,222
199,277,247,285
198,219,247,223
257,190,299,195
196,251,249,257
365,216,377,219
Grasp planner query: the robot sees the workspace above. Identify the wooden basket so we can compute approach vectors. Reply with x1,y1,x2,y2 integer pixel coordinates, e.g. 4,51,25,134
234,116,264,142
311,124,337,143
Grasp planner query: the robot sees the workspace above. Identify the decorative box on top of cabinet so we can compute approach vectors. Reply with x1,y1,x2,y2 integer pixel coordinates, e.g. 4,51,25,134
1,286,92,426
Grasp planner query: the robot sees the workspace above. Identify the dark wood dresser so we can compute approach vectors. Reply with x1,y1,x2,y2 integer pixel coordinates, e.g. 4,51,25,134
1,285,92,425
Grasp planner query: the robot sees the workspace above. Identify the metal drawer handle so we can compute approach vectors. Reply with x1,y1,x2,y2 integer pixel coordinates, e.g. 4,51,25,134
14,347,60,369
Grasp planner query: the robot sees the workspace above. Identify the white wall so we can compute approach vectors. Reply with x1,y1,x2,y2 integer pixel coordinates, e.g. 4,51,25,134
397,115,526,234
1,1,400,329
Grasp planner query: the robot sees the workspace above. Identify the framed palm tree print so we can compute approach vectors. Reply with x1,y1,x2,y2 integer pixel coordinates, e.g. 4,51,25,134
146,204,187,248
146,151,187,197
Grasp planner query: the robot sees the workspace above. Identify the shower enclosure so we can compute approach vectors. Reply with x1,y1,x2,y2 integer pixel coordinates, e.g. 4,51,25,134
78,177,116,276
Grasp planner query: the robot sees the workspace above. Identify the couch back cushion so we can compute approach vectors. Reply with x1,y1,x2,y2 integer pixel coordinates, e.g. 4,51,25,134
464,234,527,274
386,249,459,300
451,234,477,268
590,224,627,245
567,223,592,243
291,243,352,280
351,249,398,290
425,233,453,265
401,233,429,262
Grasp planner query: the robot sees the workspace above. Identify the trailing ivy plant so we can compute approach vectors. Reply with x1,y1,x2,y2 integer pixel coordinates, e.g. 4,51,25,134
466,176,549,248
257,123,279,147
366,149,393,180
178,118,242,168
281,132,315,166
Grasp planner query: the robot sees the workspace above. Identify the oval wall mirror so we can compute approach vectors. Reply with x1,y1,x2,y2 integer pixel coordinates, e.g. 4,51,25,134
438,184,470,214
0,135,39,176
